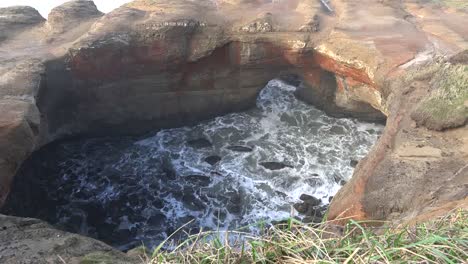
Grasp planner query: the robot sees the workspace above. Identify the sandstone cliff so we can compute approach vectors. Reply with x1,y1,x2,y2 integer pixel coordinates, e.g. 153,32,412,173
0,0,467,261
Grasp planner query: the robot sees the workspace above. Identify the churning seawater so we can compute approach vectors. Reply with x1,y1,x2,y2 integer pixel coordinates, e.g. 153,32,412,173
12,80,383,250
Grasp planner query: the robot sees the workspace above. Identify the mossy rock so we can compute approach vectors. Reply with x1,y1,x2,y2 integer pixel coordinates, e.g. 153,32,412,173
80,251,135,264
411,62,468,130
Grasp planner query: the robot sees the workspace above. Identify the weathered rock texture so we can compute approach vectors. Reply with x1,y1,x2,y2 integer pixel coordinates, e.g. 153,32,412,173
0,6,45,42
0,214,138,263
0,0,467,259
0,0,386,208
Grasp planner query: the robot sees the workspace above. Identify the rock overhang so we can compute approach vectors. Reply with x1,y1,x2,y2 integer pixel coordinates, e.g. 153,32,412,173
0,0,467,227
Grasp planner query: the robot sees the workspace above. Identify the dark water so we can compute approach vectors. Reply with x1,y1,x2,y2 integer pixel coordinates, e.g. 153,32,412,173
4,79,383,250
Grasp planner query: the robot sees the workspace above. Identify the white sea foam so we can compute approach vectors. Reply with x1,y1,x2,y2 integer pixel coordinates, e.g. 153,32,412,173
42,79,382,250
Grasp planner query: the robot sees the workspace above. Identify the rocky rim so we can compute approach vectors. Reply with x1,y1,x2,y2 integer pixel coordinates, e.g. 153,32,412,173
0,0,467,263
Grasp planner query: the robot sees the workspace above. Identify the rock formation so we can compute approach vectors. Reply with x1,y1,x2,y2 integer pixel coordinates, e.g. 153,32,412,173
0,214,138,263
0,0,467,261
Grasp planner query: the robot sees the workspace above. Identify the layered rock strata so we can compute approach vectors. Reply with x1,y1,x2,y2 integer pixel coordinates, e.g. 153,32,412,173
0,1,467,261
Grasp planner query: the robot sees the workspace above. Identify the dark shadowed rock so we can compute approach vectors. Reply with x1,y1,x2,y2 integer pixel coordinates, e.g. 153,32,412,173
84,202,106,226
151,199,164,209
259,162,293,170
182,193,206,211
449,50,468,65
293,202,309,214
147,213,166,226
302,215,322,224
204,155,221,165
278,73,302,87
227,145,253,152
299,194,321,207
187,138,212,148
294,194,324,217
185,175,212,187
350,159,359,168
161,157,177,180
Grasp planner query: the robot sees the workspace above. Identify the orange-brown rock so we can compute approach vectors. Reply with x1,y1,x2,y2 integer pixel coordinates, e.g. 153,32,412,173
0,0,467,232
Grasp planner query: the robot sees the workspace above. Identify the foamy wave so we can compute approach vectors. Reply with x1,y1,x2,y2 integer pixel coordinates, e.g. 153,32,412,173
38,79,382,250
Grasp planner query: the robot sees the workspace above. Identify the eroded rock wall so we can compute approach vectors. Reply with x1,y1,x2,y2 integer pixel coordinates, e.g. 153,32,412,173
1,0,466,229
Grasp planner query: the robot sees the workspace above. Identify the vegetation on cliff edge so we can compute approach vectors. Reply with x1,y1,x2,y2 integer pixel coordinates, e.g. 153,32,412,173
411,61,468,130
421,0,468,10
133,210,468,264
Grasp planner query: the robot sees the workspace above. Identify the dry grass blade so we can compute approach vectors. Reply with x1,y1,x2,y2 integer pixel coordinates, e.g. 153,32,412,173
149,210,468,264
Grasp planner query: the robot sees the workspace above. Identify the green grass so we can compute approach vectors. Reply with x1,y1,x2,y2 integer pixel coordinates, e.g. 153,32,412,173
411,62,468,130
420,0,468,10
143,210,468,264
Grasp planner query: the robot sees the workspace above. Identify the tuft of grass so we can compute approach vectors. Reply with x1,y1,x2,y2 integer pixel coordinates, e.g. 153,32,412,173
411,62,468,130
148,210,468,264
419,0,468,10
80,251,130,264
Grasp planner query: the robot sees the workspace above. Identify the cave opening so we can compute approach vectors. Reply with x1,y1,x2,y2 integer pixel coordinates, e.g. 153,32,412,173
1,76,384,251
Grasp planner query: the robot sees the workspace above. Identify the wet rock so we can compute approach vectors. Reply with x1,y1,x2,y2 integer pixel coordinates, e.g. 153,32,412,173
278,73,302,86
128,193,141,207
299,194,321,207
226,145,253,152
161,159,177,181
333,174,347,186
226,191,242,214
84,202,106,226
328,196,334,203
97,222,118,240
185,175,212,187
350,159,359,168
66,213,86,232
294,194,323,216
187,138,212,148
151,199,164,209
303,215,322,224
182,193,206,211
280,113,298,126
259,162,293,170
293,203,309,214
114,228,136,243
329,125,346,134
147,213,166,226
204,155,221,166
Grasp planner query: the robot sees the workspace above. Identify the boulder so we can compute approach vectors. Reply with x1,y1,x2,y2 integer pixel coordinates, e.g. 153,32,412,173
227,145,254,152
299,194,321,206
0,214,137,264
0,6,44,41
47,0,103,33
259,162,293,170
204,155,222,165
187,138,212,149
